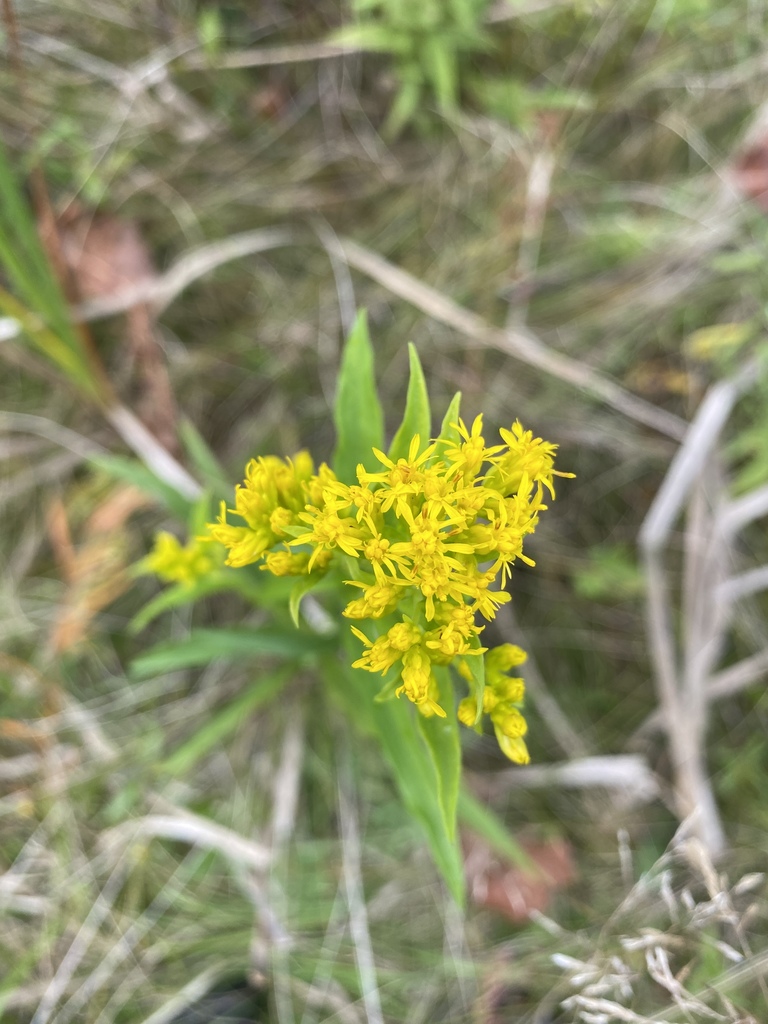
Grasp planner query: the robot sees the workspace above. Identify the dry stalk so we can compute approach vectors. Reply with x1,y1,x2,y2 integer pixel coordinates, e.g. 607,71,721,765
337,736,384,1024
334,235,687,441
639,365,759,858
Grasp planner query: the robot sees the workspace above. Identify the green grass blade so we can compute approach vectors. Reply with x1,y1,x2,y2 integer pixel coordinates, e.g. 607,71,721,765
388,342,431,463
333,309,384,484
158,669,291,776
91,454,193,521
327,657,465,904
179,418,231,498
130,626,332,678
129,572,243,635
417,665,461,841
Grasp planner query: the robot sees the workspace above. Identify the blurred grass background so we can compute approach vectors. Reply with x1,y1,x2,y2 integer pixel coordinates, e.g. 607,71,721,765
3,1,768,1021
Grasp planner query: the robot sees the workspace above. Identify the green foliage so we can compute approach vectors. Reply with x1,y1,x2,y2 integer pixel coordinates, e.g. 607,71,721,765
91,453,194,521
327,653,465,904
131,626,333,678
332,0,493,134
197,7,224,58
333,309,385,484
158,669,292,776
471,76,593,129
416,666,460,842
571,545,644,602
0,138,107,401
388,343,431,462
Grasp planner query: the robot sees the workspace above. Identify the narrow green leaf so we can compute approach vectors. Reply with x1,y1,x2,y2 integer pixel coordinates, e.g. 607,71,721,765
458,638,485,725
388,343,431,463
333,309,384,484
327,25,410,54
458,788,537,872
422,36,458,110
91,454,192,521
179,418,231,498
326,657,465,904
438,391,462,448
289,575,324,628
159,669,291,776
131,627,331,679
0,140,106,400
129,572,240,635
417,666,461,841
429,390,462,467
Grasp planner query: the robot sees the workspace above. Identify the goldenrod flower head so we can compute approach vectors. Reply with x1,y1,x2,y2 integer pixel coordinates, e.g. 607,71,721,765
145,531,219,586
213,418,569,762
208,452,337,573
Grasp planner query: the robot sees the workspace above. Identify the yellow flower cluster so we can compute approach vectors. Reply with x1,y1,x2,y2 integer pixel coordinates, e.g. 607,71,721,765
145,531,221,586
457,643,529,764
207,417,568,763
208,452,334,573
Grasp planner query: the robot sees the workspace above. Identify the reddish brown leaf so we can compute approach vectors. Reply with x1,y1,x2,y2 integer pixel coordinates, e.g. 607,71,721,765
732,142,768,212
463,831,576,923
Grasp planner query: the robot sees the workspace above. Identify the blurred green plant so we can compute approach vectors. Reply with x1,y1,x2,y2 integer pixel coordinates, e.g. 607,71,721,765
331,0,493,134
132,311,571,902
571,544,644,602
0,137,110,403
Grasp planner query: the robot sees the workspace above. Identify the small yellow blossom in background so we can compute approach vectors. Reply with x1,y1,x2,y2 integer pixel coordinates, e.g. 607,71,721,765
144,531,221,586
203,415,570,764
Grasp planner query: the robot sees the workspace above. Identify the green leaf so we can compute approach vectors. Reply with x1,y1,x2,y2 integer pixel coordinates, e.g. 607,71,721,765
0,139,106,402
131,627,331,679
417,666,460,841
326,657,465,904
459,638,485,725
179,418,231,499
422,35,459,110
333,310,384,484
129,572,241,634
328,25,411,54
289,575,324,629
197,8,223,57
91,454,192,521
384,79,423,137
435,391,462,454
388,343,431,463
457,788,536,871
159,669,291,776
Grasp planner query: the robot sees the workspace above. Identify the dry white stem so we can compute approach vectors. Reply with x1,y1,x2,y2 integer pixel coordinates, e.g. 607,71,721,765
74,228,293,321
292,978,364,1024
633,646,768,737
52,854,196,1024
508,145,556,326
472,755,658,802
338,743,383,1024
58,694,118,763
134,966,224,1024
719,483,768,538
0,411,106,459
717,565,768,605
270,710,305,850
0,753,46,781
100,813,271,871
104,405,201,500
184,41,363,70
31,861,128,1024
333,236,687,441
636,373,756,858
639,375,748,552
